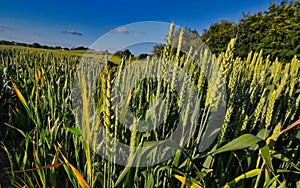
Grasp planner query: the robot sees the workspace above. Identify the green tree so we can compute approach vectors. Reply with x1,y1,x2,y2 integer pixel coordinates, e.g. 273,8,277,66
152,44,165,57
114,49,134,58
200,0,300,62
201,20,236,54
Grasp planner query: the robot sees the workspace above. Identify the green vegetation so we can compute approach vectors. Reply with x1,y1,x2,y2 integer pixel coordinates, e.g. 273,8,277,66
1,2,300,187
200,0,300,62
153,1,300,62
0,40,90,51
1,21,300,187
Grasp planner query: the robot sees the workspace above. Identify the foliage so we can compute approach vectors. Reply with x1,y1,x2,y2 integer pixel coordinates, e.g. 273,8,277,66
0,40,89,51
200,0,300,62
0,22,300,188
113,49,134,58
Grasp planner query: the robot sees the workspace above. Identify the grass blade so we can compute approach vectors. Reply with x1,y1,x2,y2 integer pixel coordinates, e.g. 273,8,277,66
223,169,261,188
172,174,203,188
55,145,90,188
211,134,262,155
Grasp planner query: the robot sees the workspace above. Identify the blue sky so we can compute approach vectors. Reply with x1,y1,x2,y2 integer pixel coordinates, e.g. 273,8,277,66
0,0,276,51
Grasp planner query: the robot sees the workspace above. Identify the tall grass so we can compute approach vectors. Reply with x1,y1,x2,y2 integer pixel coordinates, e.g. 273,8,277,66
0,23,300,188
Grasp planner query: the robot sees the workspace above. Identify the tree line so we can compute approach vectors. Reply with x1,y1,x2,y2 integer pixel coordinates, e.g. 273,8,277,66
0,40,89,51
200,0,300,62
152,0,299,62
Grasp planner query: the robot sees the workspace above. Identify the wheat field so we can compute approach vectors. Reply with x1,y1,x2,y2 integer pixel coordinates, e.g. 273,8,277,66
0,25,300,187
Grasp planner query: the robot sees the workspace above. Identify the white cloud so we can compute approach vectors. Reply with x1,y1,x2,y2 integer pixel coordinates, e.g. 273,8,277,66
113,27,129,34
62,30,83,36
